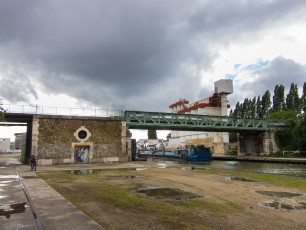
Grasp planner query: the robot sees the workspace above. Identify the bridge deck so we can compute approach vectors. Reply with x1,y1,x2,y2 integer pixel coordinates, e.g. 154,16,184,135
125,111,268,132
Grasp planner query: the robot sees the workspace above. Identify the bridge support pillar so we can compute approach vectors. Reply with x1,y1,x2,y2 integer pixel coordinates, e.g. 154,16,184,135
238,130,279,156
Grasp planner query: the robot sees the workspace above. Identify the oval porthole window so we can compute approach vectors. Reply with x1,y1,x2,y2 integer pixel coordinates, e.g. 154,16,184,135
74,126,91,142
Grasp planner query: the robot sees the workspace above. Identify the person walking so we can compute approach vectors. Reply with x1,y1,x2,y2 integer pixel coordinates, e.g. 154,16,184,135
30,154,37,171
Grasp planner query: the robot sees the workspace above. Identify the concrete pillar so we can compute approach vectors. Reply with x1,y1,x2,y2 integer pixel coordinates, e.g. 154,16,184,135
31,117,39,157
121,121,132,161
238,130,279,156
220,94,230,153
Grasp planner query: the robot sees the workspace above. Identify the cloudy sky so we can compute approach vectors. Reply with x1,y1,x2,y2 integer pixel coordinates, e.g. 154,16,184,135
1,0,306,139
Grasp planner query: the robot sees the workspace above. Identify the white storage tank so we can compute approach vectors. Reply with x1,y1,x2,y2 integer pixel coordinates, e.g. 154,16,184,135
214,79,233,94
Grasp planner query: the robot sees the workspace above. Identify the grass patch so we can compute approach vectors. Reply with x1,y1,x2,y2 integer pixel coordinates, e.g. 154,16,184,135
196,168,306,189
38,170,218,229
178,199,243,214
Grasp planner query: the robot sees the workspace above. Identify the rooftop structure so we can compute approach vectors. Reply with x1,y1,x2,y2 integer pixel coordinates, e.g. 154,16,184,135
168,79,233,154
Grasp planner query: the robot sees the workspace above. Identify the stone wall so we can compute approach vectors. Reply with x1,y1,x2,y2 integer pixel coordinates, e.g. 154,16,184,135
32,115,131,165
238,132,265,156
238,124,291,156
238,129,283,156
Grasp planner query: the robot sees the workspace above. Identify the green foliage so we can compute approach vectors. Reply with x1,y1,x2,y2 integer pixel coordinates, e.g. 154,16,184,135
148,129,157,139
229,132,238,143
0,111,4,121
294,113,306,152
166,132,171,140
231,81,306,155
226,144,238,156
256,96,263,118
272,84,285,112
301,82,306,111
0,99,4,121
286,83,300,112
274,130,294,149
269,110,298,151
232,90,271,119
262,90,271,118
268,110,298,125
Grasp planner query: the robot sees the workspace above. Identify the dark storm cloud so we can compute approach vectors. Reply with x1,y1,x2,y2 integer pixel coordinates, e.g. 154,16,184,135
0,0,306,111
188,0,306,41
0,66,37,102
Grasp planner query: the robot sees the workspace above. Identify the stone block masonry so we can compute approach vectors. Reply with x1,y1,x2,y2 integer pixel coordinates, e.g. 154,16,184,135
31,115,131,165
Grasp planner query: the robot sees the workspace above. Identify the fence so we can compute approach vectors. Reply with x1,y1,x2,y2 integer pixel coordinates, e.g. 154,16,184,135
2,104,124,117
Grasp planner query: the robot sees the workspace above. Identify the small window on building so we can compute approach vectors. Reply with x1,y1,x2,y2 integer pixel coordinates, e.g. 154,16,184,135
74,126,91,142
78,130,87,139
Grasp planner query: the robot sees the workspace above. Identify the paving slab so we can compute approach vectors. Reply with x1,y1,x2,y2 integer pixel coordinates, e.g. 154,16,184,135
0,161,38,230
17,165,104,230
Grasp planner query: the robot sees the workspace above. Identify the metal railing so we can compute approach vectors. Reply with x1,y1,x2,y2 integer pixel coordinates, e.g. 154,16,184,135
2,104,124,117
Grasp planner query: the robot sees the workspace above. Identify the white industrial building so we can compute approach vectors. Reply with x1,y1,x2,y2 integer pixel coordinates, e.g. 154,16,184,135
168,79,233,154
0,138,11,152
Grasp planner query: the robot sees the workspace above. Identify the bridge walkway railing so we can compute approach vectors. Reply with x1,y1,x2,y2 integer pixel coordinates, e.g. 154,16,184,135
2,104,124,117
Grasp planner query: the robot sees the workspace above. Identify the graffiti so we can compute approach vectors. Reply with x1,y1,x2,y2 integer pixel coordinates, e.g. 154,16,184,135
74,146,89,163
38,142,71,159
38,143,124,159
92,144,120,157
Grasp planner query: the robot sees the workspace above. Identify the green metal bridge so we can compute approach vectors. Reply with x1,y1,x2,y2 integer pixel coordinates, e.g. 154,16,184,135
125,111,268,132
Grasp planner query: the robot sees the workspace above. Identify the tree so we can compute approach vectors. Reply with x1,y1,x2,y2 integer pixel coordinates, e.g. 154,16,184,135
300,82,306,112
269,110,298,151
232,102,241,118
272,84,285,112
294,113,306,152
229,109,233,117
148,129,157,139
0,111,4,121
256,96,263,118
261,90,271,118
286,83,300,112
229,132,238,142
241,98,249,118
250,97,256,118
166,133,171,140
269,110,298,125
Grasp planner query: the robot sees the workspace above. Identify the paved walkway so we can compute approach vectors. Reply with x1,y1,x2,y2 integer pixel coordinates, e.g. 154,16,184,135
0,158,38,229
0,157,104,230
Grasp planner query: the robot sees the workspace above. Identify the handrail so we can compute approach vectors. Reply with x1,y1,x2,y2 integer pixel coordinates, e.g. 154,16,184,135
2,104,124,117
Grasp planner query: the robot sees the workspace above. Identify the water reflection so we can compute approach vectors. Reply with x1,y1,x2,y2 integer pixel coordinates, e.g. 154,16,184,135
136,186,202,201
0,202,27,219
256,190,303,198
70,168,148,175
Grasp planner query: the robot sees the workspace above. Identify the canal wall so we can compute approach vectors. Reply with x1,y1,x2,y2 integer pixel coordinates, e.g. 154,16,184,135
31,115,132,165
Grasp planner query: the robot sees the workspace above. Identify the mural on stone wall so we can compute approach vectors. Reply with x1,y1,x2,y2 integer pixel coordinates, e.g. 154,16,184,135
74,146,89,163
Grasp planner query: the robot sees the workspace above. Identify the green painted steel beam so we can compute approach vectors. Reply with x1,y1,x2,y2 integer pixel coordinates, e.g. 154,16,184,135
124,110,268,132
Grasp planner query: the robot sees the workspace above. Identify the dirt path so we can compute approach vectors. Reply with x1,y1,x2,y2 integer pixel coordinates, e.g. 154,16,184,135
131,163,306,229
38,161,306,230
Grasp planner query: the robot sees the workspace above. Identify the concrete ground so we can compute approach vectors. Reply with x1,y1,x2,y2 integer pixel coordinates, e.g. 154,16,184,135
0,156,104,230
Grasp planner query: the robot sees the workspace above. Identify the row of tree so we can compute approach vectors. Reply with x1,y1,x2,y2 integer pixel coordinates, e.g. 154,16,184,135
230,82,306,119
229,82,306,153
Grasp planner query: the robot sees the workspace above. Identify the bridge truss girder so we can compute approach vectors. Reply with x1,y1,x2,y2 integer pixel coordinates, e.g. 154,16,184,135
125,111,268,132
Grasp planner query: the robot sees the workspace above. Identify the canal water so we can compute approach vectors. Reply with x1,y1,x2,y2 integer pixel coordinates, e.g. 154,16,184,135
204,161,306,178
151,158,306,178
